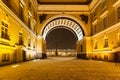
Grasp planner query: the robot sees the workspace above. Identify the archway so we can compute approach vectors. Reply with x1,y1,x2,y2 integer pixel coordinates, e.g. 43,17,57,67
42,17,85,41
37,15,86,58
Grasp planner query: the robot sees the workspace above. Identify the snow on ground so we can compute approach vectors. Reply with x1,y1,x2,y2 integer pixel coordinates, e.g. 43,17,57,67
0,57,120,80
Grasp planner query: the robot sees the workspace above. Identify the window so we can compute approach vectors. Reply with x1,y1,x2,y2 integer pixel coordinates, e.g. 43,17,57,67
118,33,120,46
93,23,97,34
28,2,32,11
103,16,108,29
33,39,35,49
20,2,24,21
117,6,120,20
19,32,23,45
104,38,108,48
2,53,10,62
102,0,107,11
92,11,97,20
28,17,31,29
94,41,98,49
1,21,10,40
28,37,31,47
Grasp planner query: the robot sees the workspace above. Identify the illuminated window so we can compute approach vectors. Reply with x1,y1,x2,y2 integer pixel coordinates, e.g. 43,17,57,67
1,21,10,40
104,38,108,48
2,53,9,62
102,16,108,29
19,32,23,45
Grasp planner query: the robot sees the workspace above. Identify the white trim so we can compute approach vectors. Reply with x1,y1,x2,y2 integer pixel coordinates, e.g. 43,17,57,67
100,10,108,18
0,0,36,37
113,0,120,7
20,3,24,8
28,10,32,17
92,19,97,25
33,19,36,24
42,18,84,40
20,0,26,6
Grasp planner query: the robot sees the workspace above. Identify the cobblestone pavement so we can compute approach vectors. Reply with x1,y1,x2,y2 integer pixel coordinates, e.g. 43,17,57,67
0,57,120,80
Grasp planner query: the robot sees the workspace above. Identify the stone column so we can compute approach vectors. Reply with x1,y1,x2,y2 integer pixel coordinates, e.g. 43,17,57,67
76,36,92,59
36,36,47,59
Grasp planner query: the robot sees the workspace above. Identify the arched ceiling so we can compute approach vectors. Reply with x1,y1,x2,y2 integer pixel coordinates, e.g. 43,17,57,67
42,17,85,41
37,0,92,5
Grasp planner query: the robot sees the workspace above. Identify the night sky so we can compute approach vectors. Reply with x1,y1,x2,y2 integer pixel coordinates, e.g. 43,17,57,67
46,28,77,49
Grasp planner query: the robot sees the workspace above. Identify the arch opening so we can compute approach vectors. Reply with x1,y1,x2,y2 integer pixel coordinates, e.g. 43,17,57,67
42,17,85,41
46,27,78,49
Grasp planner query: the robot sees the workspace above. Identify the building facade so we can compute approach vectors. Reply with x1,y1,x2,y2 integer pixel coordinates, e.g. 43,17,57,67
0,0,120,66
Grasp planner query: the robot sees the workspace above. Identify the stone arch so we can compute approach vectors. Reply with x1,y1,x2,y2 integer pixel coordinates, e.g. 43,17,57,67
40,14,87,41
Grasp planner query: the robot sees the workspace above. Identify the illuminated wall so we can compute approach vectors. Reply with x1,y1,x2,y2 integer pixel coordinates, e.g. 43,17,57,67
90,0,119,62
0,0,37,65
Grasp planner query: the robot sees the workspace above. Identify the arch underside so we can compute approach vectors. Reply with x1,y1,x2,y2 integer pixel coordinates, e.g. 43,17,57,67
42,17,84,40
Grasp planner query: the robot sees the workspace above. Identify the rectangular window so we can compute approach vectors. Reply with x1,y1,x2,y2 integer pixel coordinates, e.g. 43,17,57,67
92,11,97,20
28,37,31,47
19,32,23,45
20,4,24,21
93,24,97,34
1,21,10,40
102,0,107,11
117,6,120,20
103,16,108,29
28,17,31,29
104,38,108,48
2,53,10,62
94,42,97,49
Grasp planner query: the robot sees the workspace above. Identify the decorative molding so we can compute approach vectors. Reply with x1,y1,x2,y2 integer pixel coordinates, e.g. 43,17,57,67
80,14,88,24
42,17,84,40
113,0,120,7
28,10,32,17
39,14,47,24
20,0,26,6
100,10,108,18
92,19,97,25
